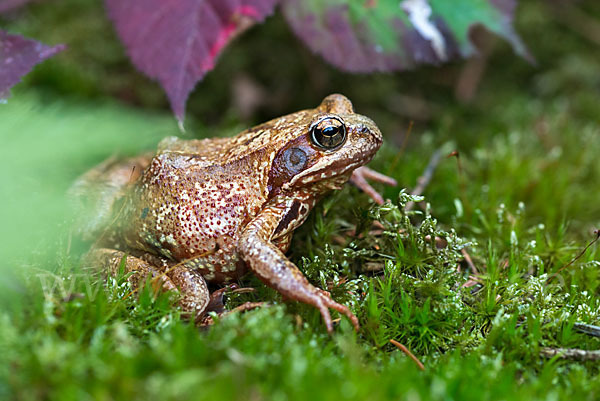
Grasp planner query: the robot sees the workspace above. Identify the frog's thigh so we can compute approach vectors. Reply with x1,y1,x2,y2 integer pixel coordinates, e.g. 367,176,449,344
161,264,210,320
87,248,209,319
74,153,153,188
87,248,176,290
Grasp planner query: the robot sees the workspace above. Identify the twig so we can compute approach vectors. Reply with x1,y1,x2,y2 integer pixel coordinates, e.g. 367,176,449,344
231,301,266,313
399,120,414,158
454,27,496,102
388,121,414,174
574,322,600,338
363,262,385,272
389,339,425,370
447,151,462,175
548,229,600,283
550,4,600,47
540,347,600,361
231,287,256,294
199,302,267,327
460,248,479,274
406,149,442,211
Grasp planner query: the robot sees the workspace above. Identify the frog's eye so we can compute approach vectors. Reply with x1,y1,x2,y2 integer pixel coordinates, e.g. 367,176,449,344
310,117,346,150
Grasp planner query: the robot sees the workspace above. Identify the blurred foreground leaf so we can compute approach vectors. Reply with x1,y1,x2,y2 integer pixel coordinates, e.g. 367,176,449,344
0,94,177,266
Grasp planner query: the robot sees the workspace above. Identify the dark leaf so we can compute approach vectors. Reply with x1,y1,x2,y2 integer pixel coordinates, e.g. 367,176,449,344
282,0,531,73
106,0,279,125
0,0,33,14
0,30,65,100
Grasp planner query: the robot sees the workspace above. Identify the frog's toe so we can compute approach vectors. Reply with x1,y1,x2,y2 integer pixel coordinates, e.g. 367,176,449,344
199,300,267,327
350,166,397,205
325,298,360,332
316,301,334,333
315,293,360,333
356,166,398,186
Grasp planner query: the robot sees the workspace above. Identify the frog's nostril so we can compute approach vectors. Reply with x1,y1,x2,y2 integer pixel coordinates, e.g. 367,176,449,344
360,126,370,135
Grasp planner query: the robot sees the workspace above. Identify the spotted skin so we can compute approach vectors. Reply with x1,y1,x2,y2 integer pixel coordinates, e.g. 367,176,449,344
77,94,395,332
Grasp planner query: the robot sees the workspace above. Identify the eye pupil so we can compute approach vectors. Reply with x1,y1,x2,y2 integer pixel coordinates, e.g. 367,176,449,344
322,126,338,137
311,117,346,149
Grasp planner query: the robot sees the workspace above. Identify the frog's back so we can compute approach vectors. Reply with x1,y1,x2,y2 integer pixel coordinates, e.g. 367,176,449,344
118,137,272,264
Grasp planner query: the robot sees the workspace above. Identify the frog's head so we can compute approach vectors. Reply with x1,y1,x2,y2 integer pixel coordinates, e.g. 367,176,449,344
268,94,383,196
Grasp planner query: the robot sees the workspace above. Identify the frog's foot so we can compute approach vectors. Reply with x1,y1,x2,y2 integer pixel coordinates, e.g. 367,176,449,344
198,285,266,327
201,284,242,316
278,286,356,332
86,248,210,321
87,248,176,292
239,243,360,333
304,289,359,333
350,166,397,205
241,198,361,333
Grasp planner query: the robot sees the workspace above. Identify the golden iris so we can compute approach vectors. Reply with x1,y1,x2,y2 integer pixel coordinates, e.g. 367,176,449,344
310,117,346,150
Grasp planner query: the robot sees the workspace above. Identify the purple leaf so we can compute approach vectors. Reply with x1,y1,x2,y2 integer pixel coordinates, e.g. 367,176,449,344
106,0,279,125
282,0,530,73
0,30,65,100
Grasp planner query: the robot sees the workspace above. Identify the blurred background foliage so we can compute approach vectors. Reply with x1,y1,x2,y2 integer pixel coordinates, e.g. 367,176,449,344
2,0,600,259
1,0,598,140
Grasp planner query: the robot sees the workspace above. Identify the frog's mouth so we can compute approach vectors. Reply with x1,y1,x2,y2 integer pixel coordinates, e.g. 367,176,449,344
283,144,379,191
279,112,383,192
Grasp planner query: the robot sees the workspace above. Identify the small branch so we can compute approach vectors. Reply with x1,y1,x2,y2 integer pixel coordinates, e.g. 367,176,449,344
399,120,414,157
406,149,442,212
389,339,425,370
550,4,600,47
540,347,600,361
231,287,256,295
454,27,496,102
460,248,479,274
388,121,414,173
230,301,266,313
574,322,600,338
548,229,600,282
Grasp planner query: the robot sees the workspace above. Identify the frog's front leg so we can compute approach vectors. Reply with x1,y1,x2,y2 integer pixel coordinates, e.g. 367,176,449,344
350,166,397,205
88,248,210,320
238,197,359,333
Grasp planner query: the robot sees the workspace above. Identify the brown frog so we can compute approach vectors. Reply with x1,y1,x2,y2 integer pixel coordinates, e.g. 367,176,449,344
73,94,395,332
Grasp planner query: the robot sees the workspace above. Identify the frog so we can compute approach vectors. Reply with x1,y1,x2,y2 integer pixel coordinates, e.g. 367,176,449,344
72,94,396,333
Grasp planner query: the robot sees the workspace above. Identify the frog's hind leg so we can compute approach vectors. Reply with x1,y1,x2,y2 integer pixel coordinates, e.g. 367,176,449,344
88,248,210,321
70,154,153,240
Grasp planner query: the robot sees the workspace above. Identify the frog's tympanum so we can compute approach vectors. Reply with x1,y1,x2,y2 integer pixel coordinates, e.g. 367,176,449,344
73,94,395,332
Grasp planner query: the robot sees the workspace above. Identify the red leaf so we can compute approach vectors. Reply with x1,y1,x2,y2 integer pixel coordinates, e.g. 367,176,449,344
106,0,279,125
0,30,65,100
